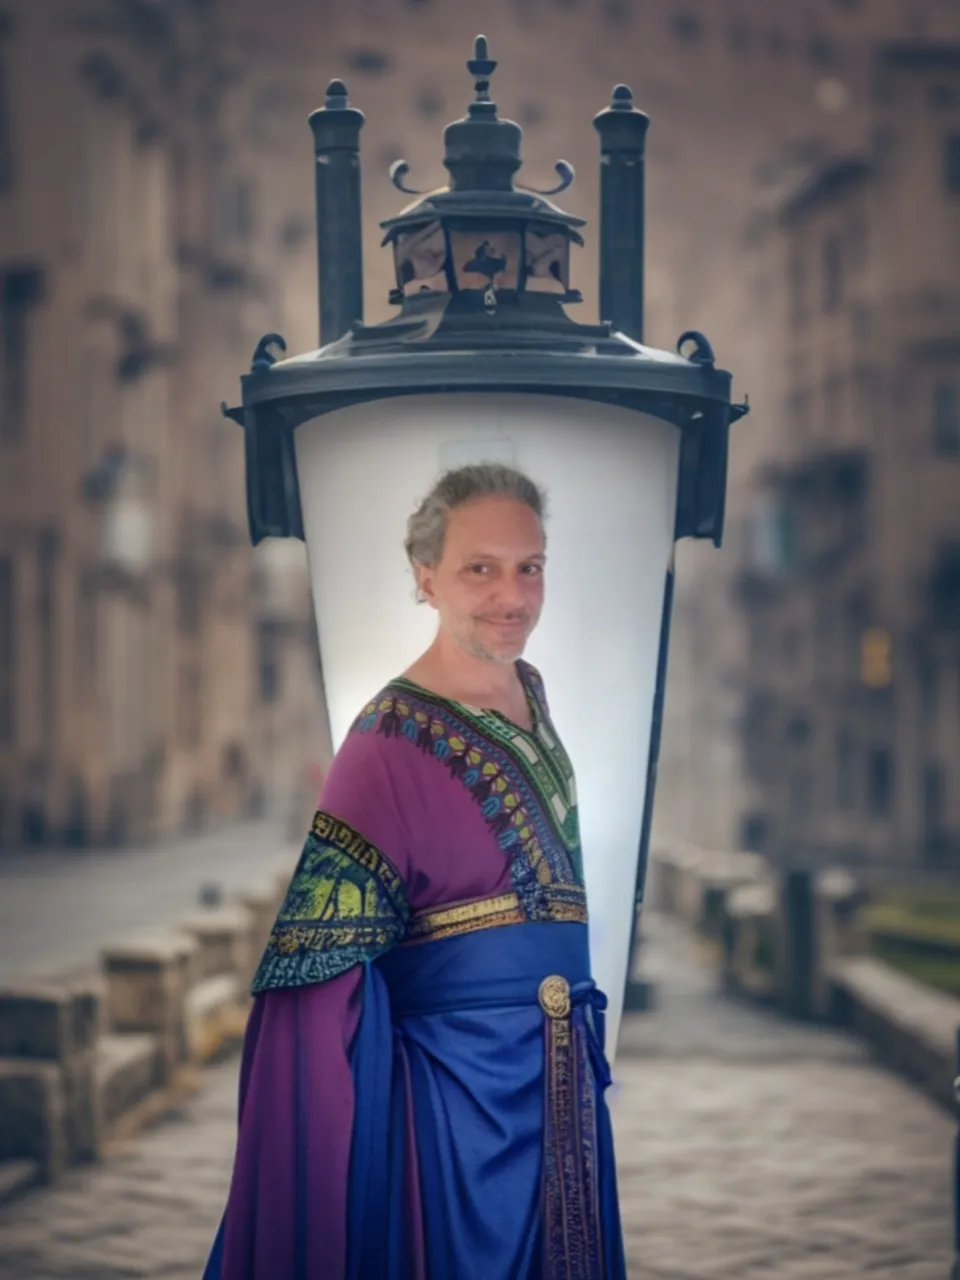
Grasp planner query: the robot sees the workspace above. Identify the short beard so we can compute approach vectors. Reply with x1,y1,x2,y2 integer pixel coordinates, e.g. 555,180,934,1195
466,636,526,664
453,620,530,665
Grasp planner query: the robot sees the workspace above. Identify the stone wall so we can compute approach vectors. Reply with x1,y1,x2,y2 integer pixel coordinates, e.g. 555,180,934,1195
0,854,294,1199
649,841,960,1113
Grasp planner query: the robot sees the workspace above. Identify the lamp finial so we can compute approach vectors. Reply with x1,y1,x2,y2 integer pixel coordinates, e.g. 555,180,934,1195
466,35,498,117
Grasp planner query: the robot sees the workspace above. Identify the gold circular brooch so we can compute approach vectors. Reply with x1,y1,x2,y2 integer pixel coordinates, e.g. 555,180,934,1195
538,975,571,1020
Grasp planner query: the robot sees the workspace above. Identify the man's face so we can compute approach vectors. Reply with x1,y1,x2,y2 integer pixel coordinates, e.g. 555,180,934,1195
417,496,546,665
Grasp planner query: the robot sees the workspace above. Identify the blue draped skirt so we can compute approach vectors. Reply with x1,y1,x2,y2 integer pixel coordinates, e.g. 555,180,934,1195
206,920,625,1279
349,921,625,1279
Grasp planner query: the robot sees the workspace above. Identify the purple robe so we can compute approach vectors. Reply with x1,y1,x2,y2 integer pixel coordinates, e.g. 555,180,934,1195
207,662,624,1279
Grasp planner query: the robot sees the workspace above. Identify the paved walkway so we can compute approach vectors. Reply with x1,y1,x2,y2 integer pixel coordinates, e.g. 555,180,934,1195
0,915,952,1278
616,916,952,1278
0,820,291,983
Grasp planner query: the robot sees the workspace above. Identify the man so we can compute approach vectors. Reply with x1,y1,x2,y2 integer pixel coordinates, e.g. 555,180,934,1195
204,463,626,1279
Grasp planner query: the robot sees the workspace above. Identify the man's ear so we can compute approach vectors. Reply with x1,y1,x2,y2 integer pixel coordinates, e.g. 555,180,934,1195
415,563,438,608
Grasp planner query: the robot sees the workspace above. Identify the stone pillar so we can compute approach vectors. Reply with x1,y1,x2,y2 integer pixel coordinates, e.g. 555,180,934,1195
179,904,256,981
101,931,200,1081
0,979,102,1168
778,868,816,1019
0,1060,66,1183
811,868,864,1020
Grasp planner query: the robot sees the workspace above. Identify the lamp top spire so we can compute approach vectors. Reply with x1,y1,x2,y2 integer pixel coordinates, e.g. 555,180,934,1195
440,34,522,193
466,35,498,117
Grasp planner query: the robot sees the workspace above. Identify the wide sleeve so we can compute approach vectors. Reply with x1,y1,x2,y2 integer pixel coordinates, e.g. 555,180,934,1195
250,807,412,993
208,729,411,1280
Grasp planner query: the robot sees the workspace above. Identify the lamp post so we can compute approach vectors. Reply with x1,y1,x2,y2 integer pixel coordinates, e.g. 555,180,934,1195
954,1030,960,1280
225,36,747,1052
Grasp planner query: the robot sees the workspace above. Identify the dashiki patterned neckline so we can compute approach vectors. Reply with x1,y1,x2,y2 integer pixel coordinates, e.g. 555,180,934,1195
362,662,587,927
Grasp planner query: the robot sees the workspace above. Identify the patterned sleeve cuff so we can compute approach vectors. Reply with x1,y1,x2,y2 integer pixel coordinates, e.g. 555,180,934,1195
251,811,412,994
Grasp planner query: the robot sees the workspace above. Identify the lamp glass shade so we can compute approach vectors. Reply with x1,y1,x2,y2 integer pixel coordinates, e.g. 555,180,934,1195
524,227,569,293
395,220,449,296
294,393,680,1054
448,228,521,292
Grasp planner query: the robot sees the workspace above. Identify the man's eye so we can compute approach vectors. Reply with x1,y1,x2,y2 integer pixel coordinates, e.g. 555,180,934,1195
468,564,489,574
522,564,543,576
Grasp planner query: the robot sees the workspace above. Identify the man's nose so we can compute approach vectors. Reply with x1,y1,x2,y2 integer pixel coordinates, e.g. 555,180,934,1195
493,571,529,607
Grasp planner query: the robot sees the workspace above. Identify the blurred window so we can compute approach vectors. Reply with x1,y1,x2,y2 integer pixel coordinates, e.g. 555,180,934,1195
178,662,202,748
923,763,944,836
0,555,14,744
788,389,810,439
346,48,392,75
836,729,856,810
740,811,770,853
601,0,630,28
860,626,892,689
176,563,202,636
789,771,813,817
75,578,98,696
671,11,703,43
0,269,37,441
928,542,960,628
847,215,867,271
0,57,11,193
727,23,751,53
785,712,812,745
808,36,838,69
824,377,844,434
223,742,246,781
944,135,960,195
930,85,960,111
37,529,58,750
788,249,807,327
933,383,960,456
782,627,801,665
866,746,894,817
822,236,842,312
918,658,938,718
215,175,256,240
843,591,868,674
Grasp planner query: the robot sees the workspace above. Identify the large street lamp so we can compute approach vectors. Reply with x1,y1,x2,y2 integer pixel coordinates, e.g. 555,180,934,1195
225,37,747,1052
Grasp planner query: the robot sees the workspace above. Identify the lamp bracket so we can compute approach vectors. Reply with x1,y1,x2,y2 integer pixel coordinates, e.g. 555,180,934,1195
251,333,287,374
517,160,575,197
389,160,424,196
676,330,715,366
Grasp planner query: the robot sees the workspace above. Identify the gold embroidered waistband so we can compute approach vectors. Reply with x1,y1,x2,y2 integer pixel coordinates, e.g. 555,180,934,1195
404,890,588,945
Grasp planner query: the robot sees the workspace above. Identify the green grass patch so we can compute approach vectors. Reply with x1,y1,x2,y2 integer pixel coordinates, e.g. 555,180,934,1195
861,888,960,997
861,900,960,953
871,940,960,998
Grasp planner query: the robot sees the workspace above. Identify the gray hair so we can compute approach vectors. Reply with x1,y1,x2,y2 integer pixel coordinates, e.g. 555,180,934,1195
405,463,547,574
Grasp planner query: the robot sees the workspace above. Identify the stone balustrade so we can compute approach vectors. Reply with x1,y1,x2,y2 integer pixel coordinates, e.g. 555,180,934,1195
0,856,295,1197
650,842,960,1115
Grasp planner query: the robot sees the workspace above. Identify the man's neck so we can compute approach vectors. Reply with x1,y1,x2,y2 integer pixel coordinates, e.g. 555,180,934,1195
404,638,523,704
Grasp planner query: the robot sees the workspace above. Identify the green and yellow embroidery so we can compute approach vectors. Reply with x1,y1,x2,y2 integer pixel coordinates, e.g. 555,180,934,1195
354,663,586,923
251,811,411,994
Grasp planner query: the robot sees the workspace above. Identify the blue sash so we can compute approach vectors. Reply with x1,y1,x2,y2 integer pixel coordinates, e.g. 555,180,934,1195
347,921,625,1280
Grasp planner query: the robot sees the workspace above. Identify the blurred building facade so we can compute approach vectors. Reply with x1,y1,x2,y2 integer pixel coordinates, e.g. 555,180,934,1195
733,43,960,871
214,0,960,875
3,0,960,863
0,0,327,850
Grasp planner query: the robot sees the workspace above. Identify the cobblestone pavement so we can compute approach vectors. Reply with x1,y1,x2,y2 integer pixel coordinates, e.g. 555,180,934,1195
0,914,951,1278
615,917,953,1279
0,819,291,983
